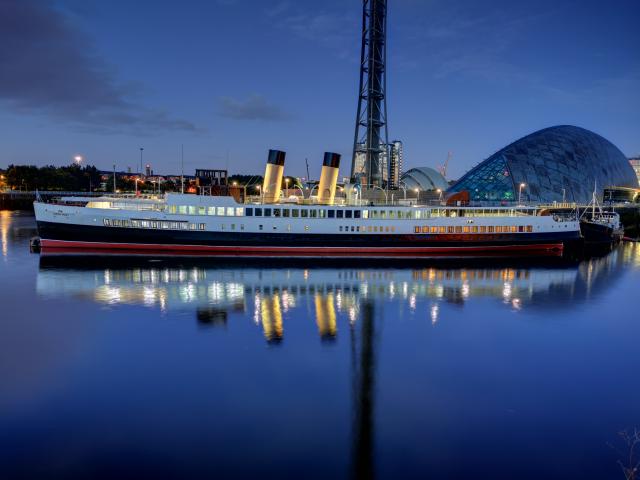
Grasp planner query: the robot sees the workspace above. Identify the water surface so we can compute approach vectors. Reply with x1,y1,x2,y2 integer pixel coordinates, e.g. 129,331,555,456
1,211,639,479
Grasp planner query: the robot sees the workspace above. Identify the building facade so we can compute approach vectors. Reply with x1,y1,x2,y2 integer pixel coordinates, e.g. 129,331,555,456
447,125,638,203
630,157,640,184
389,140,403,189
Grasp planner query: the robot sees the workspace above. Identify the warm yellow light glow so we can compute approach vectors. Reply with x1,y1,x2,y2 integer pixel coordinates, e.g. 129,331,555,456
74,155,83,163
520,183,526,188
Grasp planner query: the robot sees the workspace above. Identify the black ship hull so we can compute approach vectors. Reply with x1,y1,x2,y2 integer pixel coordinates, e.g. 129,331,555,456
37,221,579,258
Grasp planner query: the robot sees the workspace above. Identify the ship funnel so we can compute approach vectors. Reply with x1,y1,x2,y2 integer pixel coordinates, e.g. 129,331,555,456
262,149,286,203
317,152,341,205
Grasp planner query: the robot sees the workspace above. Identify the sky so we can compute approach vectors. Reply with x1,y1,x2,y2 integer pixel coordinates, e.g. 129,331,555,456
0,0,638,180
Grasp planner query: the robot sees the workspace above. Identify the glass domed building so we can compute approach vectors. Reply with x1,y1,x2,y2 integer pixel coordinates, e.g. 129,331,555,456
400,167,449,192
447,125,638,203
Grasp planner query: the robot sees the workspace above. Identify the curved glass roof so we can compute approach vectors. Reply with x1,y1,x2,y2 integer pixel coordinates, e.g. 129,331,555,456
447,125,638,203
400,167,449,192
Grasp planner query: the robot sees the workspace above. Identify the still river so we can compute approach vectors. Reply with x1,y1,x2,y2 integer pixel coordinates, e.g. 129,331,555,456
1,211,639,479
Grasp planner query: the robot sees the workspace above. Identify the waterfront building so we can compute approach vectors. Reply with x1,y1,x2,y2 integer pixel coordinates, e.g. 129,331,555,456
353,142,389,187
447,125,638,203
630,157,640,184
389,140,403,189
399,167,448,192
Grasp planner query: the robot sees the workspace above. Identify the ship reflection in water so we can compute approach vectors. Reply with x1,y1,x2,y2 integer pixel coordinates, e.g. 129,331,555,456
37,242,640,342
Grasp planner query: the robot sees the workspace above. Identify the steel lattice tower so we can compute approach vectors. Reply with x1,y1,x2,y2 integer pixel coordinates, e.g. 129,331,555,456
350,0,389,188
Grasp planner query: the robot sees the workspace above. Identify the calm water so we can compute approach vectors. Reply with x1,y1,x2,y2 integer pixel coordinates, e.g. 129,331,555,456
1,211,639,479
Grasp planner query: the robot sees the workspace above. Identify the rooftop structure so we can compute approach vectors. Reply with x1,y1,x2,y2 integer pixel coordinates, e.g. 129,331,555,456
400,167,448,192
447,125,638,203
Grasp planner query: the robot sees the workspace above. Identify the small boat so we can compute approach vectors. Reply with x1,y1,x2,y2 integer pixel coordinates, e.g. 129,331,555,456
579,188,624,247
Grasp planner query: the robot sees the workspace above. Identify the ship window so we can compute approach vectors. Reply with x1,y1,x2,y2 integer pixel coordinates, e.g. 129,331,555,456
301,210,308,218
198,207,206,215
168,206,176,214
472,226,479,233
388,211,395,219
190,223,196,230
259,225,263,230
281,209,289,217
178,206,187,214
415,210,422,220
168,222,175,229
319,210,326,218
354,210,361,219
463,226,471,233
304,225,309,231
328,210,335,218
180,223,188,230
430,226,437,233
374,226,378,232
405,211,414,219
455,226,462,233
199,223,205,230
226,207,235,216
216,207,224,216
345,210,352,218
104,219,110,226
161,222,168,229
362,210,369,219
206,207,214,215
310,210,317,218
254,208,262,216
368,226,373,232
241,225,245,231
264,208,271,217
351,226,355,232
188,206,197,215
236,208,244,217
495,226,502,233
511,226,517,233
391,226,395,232
447,226,455,234
422,226,429,233
487,226,494,233
526,225,533,233
336,210,344,218
273,208,281,217
414,226,420,233
245,208,253,216
292,209,299,218
231,224,235,230
479,226,486,233
518,225,524,233
141,221,149,228
339,226,343,232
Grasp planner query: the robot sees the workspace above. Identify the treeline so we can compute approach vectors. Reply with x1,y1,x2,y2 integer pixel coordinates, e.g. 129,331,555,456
4,164,102,191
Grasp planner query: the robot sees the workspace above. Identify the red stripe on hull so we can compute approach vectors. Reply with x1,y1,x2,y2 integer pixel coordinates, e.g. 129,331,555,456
39,239,564,258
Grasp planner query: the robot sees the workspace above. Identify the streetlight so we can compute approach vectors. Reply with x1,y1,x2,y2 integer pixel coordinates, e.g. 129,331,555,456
436,188,443,203
285,177,290,195
518,183,526,205
74,155,83,165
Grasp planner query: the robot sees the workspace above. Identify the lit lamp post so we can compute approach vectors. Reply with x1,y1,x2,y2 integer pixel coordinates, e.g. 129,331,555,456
74,155,83,165
256,185,262,203
518,183,526,205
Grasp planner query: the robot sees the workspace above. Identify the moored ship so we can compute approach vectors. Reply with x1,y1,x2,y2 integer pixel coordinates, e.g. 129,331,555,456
34,150,581,259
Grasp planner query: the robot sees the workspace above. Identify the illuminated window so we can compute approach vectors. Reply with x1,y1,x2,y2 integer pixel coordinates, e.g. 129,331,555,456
472,226,479,233
179,206,187,214
226,207,235,216
236,208,244,217
199,223,206,230
488,226,494,233
217,207,225,216
463,226,471,233
455,226,462,233
447,226,454,233
526,225,533,233
414,226,420,233
189,223,196,230
208,207,215,215
430,226,437,233
368,226,373,232
103,219,110,226
362,210,369,219
511,226,517,233
198,207,206,215
480,226,487,233
385,226,390,232
421,226,429,233
439,226,446,234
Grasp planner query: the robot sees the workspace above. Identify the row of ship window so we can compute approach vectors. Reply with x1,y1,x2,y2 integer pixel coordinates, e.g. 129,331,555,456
102,218,534,235
414,225,534,234
163,206,529,220
104,218,206,230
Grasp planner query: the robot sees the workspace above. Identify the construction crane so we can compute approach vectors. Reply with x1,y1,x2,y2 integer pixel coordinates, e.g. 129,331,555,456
438,151,452,179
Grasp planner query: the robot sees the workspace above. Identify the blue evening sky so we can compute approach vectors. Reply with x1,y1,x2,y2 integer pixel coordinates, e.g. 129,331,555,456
0,0,638,180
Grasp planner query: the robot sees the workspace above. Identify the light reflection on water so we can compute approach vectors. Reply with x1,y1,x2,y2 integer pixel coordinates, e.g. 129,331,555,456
34,242,640,343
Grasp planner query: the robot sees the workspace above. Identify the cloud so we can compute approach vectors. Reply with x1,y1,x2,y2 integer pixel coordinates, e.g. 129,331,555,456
266,2,358,61
218,94,292,121
0,0,197,134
